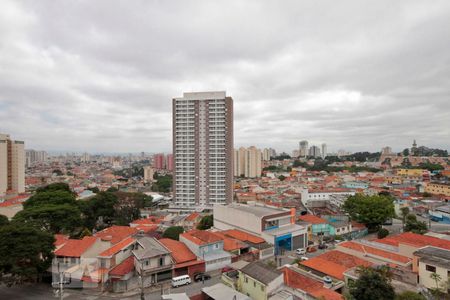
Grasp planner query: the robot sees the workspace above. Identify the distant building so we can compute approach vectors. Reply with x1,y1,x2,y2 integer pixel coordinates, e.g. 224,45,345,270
25,149,47,167
262,148,272,161
0,133,25,196
308,145,321,158
292,149,300,158
381,146,393,155
321,143,327,159
425,182,450,197
152,153,165,170
234,146,262,178
299,140,308,157
166,154,174,171
143,166,154,183
173,91,233,208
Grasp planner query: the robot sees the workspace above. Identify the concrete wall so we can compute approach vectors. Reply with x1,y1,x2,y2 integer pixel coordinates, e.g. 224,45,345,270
418,261,449,292
214,205,261,235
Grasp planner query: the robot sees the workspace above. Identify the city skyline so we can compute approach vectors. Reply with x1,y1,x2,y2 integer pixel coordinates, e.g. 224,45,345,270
1,1,450,153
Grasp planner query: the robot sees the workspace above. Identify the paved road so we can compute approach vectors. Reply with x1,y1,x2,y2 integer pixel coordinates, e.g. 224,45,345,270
0,273,221,300
383,217,450,234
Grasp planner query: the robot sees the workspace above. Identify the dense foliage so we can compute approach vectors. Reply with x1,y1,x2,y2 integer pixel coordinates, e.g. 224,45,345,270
349,266,395,300
343,194,395,231
152,174,172,193
197,215,213,230
0,223,55,286
163,226,184,240
404,214,427,234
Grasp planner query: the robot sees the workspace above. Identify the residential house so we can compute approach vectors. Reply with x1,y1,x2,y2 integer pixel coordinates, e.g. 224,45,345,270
159,238,205,277
180,230,232,272
237,261,283,300
133,237,173,286
413,246,450,293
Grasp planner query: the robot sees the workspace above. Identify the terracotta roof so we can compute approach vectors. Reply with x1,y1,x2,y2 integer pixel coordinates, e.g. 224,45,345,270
94,226,138,244
298,214,327,225
130,217,163,226
222,229,265,244
109,256,135,277
135,225,158,233
98,237,135,257
283,267,342,300
339,241,411,264
180,230,222,246
300,250,372,280
376,232,450,251
159,238,197,264
54,234,70,247
185,212,200,222
55,236,98,258
213,232,247,252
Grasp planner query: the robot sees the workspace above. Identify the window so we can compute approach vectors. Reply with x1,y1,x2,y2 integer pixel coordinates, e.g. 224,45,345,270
145,260,149,266
426,265,436,272
254,281,256,287
159,257,164,266
261,285,265,291
245,277,248,283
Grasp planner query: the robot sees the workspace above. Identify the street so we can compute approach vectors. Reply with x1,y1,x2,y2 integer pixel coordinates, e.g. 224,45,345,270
0,274,221,300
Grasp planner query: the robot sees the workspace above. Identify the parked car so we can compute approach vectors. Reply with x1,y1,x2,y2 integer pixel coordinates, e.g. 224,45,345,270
295,248,307,255
300,256,309,261
318,243,328,250
194,273,211,282
171,275,191,287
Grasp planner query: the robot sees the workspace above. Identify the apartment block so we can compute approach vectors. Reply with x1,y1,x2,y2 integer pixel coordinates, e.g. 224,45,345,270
173,91,233,208
234,146,262,178
0,133,25,196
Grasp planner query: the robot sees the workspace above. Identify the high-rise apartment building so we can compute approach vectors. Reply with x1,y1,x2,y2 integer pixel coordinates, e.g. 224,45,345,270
143,166,154,183
234,147,246,177
166,154,174,171
0,134,25,196
262,148,271,161
25,149,48,167
321,143,327,159
234,146,262,178
309,145,321,158
173,91,233,208
299,140,308,157
152,153,165,169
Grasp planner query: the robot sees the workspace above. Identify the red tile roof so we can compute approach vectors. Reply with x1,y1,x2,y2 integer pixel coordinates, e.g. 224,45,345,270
94,226,138,244
185,212,200,222
213,232,247,252
300,250,372,280
130,217,163,226
376,232,450,251
298,214,327,225
98,237,135,257
54,234,70,247
283,267,342,300
222,229,265,244
55,236,98,258
180,230,222,246
339,241,411,264
159,238,197,263
109,256,135,277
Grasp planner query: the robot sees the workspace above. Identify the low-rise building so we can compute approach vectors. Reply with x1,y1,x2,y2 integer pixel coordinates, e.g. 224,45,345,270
133,237,173,286
179,230,231,272
214,203,307,255
159,238,205,277
237,261,283,300
425,182,450,197
414,246,450,293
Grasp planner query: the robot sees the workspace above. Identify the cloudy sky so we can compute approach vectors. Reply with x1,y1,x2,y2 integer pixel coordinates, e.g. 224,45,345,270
1,1,449,154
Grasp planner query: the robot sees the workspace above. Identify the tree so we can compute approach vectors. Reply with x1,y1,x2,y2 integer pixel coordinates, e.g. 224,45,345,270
349,266,395,300
342,194,395,232
23,190,77,210
377,228,389,239
78,191,118,230
13,204,83,234
402,148,410,156
88,187,100,193
0,215,9,226
36,182,72,193
430,272,442,291
404,214,427,234
163,226,184,241
0,223,54,286
395,291,425,300
278,175,286,181
197,215,213,230
400,207,410,230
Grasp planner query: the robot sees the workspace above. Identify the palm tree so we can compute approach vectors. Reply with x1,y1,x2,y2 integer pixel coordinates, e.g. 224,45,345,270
430,272,442,291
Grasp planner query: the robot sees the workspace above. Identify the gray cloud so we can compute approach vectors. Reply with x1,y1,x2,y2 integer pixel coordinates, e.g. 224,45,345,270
0,0,449,153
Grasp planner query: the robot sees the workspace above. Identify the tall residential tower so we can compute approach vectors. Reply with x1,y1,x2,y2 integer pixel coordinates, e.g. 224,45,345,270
173,91,233,208
0,134,25,197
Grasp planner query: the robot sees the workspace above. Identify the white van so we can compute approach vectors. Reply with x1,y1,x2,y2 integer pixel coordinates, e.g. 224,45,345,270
171,275,191,288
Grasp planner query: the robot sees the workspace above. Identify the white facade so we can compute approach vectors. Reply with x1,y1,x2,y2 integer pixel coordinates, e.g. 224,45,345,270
321,143,327,159
173,92,233,208
300,189,356,207
143,166,154,183
299,140,308,158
